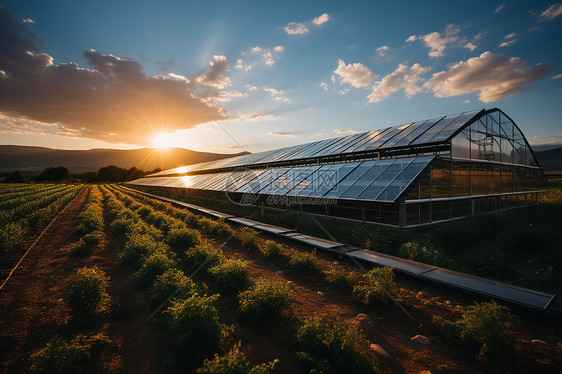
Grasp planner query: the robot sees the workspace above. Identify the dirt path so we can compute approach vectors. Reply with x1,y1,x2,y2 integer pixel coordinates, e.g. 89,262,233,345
0,187,89,373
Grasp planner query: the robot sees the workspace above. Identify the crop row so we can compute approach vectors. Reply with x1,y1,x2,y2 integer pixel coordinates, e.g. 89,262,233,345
72,186,104,256
105,185,385,372
0,184,71,211
0,183,62,196
114,186,522,359
0,185,83,254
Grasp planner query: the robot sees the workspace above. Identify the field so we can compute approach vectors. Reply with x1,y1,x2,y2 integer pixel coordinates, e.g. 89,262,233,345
0,183,561,373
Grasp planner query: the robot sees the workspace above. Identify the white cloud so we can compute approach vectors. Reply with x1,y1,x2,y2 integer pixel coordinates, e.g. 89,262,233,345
338,88,350,95
167,72,190,83
539,2,562,21
375,45,389,57
495,2,506,13
269,131,295,136
264,87,290,102
551,73,562,80
245,84,258,90
334,59,377,88
335,128,357,134
195,55,231,89
312,13,330,26
424,51,551,102
284,22,308,35
331,75,336,83
532,134,562,144
463,99,470,103
464,42,477,51
213,90,247,102
406,24,460,58
368,63,431,103
22,18,35,23
239,112,280,121
474,32,486,40
238,46,283,69
320,82,328,90
499,32,517,47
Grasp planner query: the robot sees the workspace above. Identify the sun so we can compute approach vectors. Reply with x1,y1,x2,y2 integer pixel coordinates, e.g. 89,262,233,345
153,133,177,149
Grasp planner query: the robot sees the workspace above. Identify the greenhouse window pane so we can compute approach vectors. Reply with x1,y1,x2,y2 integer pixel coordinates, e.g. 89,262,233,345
344,128,392,153
357,158,414,200
324,161,376,197
383,120,427,148
286,165,332,195
393,116,444,147
298,164,343,196
411,113,462,145
375,156,433,202
327,131,375,155
429,109,481,142
339,160,393,199
257,168,292,194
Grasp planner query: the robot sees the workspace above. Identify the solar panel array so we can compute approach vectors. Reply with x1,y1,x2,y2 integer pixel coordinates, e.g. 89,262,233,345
130,156,434,203
151,109,482,177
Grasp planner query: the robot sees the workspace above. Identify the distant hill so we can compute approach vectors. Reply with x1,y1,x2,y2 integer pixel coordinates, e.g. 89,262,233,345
535,147,562,172
0,145,249,172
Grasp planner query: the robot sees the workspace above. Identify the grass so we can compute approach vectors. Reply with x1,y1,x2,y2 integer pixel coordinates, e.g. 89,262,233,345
67,267,111,319
289,250,320,274
353,266,396,305
208,258,251,294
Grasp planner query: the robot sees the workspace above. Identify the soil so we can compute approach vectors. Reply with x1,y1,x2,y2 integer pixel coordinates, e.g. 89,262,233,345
0,185,561,374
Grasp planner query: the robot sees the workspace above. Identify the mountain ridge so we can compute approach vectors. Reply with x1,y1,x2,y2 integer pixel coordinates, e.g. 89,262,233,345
0,145,249,172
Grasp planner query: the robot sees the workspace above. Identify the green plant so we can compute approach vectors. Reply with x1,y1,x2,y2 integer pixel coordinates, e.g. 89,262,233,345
398,241,441,264
137,205,153,218
160,294,224,358
110,217,136,236
199,217,233,237
237,278,292,322
30,333,109,373
185,242,224,270
119,233,163,267
260,240,283,258
352,266,396,305
434,301,518,357
196,341,278,374
294,316,377,374
67,267,111,318
0,222,26,253
135,250,177,287
324,267,355,291
150,268,202,307
208,259,251,294
72,231,102,256
238,227,260,250
289,250,319,273
166,226,201,254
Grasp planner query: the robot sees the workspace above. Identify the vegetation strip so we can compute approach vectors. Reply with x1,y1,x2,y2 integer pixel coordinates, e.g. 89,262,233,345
0,185,84,291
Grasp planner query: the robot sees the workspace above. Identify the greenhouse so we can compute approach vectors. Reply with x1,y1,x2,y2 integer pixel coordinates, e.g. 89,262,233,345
125,108,547,227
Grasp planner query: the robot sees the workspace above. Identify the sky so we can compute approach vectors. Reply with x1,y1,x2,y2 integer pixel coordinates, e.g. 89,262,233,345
0,0,561,153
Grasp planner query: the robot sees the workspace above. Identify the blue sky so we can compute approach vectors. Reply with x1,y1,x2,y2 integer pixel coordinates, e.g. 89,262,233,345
0,0,561,152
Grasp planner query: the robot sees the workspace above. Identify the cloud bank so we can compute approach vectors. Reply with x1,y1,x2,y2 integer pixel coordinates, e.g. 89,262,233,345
0,6,230,145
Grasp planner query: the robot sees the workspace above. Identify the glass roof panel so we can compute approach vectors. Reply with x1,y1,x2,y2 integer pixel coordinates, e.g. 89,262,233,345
257,168,292,194
356,158,414,200
228,169,268,192
428,109,481,142
313,132,368,157
374,156,434,202
286,164,334,195
382,120,428,148
272,166,321,195
308,162,360,197
339,159,394,199
317,131,372,157
195,173,229,190
296,164,340,196
410,113,463,145
302,137,344,159
324,161,376,197
394,117,445,147
344,127,393,153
